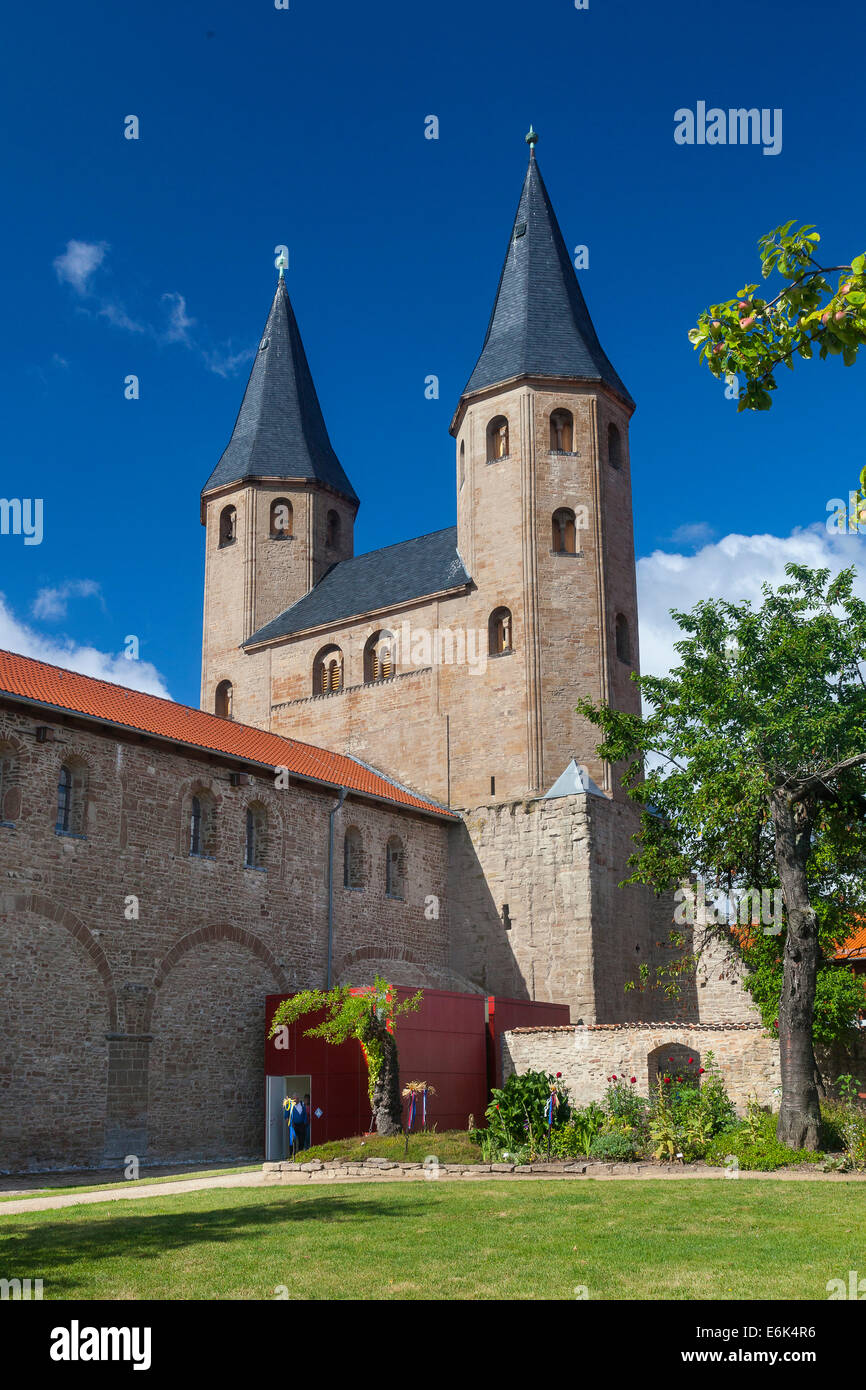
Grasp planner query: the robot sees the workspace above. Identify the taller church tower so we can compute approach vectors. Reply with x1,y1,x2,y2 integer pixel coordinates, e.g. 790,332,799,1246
450,130,640,798
200,270,358,724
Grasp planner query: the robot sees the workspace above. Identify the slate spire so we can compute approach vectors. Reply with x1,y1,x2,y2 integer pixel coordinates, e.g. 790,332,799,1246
461,143,632,406
203,276,358,504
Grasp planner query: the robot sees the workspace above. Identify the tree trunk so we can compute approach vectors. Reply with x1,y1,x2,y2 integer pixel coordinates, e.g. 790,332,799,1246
771,789,821,1149
362,1012,403,1136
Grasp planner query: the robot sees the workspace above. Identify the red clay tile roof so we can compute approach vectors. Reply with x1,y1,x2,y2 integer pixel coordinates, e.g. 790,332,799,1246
0,649,454,820
836,924,866,962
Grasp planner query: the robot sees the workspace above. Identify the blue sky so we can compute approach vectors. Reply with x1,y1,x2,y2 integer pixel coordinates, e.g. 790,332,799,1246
1,0,864,707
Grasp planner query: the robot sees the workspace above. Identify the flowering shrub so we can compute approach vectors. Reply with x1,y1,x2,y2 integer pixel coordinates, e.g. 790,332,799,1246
649,1051,736,1161
547,1102,605,1158
476,1069,571,1157
604,1075,649,1129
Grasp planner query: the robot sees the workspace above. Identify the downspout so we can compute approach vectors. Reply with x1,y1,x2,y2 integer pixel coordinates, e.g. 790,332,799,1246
327,787,348,989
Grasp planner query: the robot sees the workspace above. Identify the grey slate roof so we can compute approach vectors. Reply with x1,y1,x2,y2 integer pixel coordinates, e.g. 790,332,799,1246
245,526,471,646
202,278,358,503
462,152,633,407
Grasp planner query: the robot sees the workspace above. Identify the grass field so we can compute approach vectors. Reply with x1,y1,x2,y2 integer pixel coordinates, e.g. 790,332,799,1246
0,1165,260,1203
295,1130,479,1164
2,1179,864,1300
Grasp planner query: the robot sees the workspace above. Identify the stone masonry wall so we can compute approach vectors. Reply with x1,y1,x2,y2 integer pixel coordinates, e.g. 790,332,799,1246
0,701,451,1172
503,1024,866,1114
503,1024,782,1112
448,791,687,1024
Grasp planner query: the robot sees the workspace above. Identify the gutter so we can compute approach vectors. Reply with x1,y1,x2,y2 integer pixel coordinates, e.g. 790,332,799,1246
327,787,348,989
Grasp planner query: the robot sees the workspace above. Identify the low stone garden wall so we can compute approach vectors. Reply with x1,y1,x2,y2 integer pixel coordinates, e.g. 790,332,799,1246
502,1023,782,1111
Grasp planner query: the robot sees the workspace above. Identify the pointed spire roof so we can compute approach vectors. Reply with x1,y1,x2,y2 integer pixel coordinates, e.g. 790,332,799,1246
203,278,358,504
461,142,633,407
544,758,605,799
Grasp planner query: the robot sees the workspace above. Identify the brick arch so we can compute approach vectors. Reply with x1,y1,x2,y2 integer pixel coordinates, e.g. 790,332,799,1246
143,924,288,1031
0,890,117,1029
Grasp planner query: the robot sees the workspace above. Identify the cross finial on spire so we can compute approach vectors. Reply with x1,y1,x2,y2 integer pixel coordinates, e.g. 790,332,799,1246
276,250,288,281
525,125,539,155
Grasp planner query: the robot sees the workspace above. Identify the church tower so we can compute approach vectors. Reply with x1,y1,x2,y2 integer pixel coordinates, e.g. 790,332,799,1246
200,270,358,724
450,130,640,798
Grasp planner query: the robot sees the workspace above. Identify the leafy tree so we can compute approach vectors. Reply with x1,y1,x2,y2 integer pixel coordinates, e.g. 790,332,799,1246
268,977,422,1136
578,565,866,1150
688,221,866,410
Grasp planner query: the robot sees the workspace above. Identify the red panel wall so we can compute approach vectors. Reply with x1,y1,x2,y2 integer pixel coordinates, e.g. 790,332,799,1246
264,988,568,1145
487,996,571,1088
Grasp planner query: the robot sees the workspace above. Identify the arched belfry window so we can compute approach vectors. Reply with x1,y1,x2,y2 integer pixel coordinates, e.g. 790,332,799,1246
326,509,340,549
344,826,364,889
0,744,20,825
219,506,237,547
189,789,216,858
552,508,577,554
486,416,510,462
314,645,343,695
215,680,233,719
270,498,293,539
364,630,395,683
608,423,624,470
56,760,87,836
386,836,405,900
550,409,574,453
459,440,465,490
615,613,631,665
488,607,513,656
244,802,268,869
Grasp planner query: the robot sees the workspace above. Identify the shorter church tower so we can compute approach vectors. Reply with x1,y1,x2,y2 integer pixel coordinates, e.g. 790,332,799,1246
200,270,358,725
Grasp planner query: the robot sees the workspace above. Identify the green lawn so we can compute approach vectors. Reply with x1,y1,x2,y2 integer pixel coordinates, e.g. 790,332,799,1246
1,1180,863,1300
0,1165,260,1203
296,1129,479,1164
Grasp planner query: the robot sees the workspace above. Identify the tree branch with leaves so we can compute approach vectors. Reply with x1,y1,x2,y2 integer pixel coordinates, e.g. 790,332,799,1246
689,221,866,410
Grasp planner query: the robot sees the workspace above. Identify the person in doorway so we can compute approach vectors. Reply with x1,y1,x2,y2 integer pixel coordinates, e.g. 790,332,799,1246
284,1094,303,1157
303,1093,312,1150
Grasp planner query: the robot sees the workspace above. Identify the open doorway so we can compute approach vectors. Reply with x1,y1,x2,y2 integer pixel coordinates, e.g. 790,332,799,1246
266,1075,312,1161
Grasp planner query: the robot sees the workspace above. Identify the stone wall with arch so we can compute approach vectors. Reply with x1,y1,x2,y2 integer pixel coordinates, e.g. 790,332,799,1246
146,926,287,1161
0,892,115,1170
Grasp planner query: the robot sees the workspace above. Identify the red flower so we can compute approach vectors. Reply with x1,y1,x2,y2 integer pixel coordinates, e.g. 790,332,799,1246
611,1074,617,1081
699,1068,705,1075
630,1077,636,1084
669,1056,674,1062
688,1057,694,1064
556,1072,562,1079
664,1077,671,1085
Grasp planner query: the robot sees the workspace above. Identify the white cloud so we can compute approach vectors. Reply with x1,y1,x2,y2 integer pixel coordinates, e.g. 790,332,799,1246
203,345,255,377
32,580,103,622
0,593,172,698
52,240,250,376
637,525,866,678
162,292,195,345
98,301,146,334
53,240,108,295
668,521,716,548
